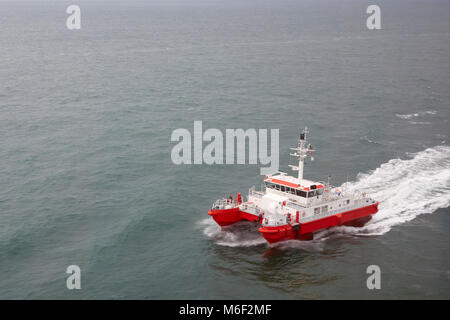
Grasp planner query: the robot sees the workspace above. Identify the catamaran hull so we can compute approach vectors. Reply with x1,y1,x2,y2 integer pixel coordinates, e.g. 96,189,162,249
258,202,379,244
208,207,262,227
208,202,378,243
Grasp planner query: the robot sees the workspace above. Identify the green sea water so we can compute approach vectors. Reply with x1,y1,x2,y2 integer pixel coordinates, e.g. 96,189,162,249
0,0,449,299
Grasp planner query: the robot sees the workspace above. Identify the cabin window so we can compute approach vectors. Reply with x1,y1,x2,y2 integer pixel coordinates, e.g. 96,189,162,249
322,205,328,213
314,207,320,214
286,187,291,193
308,190,316,198
290,188,296,195
280,186,285,192
317,189,323,196
346,199,350,205
275,185,280,190
296,190,307,197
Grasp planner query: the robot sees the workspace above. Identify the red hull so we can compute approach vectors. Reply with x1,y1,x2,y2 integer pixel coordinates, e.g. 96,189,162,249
208,208,259,227
208,202,378,244
259,202,379,244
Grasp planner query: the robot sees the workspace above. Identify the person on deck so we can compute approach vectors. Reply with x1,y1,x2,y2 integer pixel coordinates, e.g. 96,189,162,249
258,212,265,224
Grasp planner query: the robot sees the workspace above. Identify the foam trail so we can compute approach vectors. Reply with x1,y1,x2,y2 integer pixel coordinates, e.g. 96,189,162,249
198,218,266,247
395,110,437,120
201,145,450,246
336,145,450,236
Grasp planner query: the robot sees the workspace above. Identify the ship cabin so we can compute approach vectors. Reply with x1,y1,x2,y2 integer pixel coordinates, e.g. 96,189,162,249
264,173,324,206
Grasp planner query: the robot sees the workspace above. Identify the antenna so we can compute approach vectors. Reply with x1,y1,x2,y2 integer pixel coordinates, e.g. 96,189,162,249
288,127,315,182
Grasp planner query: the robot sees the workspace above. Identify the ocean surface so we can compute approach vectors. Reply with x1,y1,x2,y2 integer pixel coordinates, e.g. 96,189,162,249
0,0,449,299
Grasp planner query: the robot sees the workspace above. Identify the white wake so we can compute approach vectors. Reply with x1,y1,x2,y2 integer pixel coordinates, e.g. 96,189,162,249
336,145,450,236
201,145,450,247
198,218,266,247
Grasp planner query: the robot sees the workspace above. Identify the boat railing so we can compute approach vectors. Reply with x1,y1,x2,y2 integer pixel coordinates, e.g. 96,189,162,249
212,198,238,209
248,186,265,199
240,202,261,216
299,198,377,223
354,191,370,200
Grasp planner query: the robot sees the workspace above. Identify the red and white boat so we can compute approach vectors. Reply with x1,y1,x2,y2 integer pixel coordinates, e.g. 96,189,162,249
208,128,379,244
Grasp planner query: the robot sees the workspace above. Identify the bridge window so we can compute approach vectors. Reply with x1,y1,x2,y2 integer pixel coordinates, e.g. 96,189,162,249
308,190,316,197
296,190,307,197
317,189,323,195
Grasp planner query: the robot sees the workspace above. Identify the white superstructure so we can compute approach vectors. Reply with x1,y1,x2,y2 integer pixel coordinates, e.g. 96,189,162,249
240,128,377,227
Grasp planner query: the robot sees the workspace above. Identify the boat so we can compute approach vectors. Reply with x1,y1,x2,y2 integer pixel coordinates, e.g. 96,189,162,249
208,127,379,244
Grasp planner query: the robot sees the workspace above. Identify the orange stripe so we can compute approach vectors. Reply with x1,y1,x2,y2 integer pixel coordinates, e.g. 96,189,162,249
270,178,299,189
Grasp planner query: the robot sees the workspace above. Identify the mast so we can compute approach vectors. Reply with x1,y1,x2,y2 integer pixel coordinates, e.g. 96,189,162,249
289,127,314,182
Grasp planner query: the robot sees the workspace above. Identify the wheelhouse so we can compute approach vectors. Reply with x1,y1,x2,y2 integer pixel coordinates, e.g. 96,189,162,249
264,180,323,198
